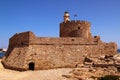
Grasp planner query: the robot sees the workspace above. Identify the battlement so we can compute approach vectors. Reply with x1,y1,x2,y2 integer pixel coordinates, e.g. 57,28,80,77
60,20,91,29
61,20,90,25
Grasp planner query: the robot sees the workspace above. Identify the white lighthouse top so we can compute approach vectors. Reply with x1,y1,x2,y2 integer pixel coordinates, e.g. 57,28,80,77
64,12,70,17
64,12,70,22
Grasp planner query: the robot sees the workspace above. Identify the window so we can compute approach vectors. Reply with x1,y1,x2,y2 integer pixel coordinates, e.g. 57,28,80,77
71,39,75,41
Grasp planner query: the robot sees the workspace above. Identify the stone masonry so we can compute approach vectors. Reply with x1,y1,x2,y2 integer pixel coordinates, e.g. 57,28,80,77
2,12,117,71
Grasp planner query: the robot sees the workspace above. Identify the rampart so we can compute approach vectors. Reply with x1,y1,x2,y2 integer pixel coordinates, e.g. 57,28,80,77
2,31,117,71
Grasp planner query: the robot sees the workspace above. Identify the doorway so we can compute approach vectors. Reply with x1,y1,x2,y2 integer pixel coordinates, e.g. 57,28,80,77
29,62,35,70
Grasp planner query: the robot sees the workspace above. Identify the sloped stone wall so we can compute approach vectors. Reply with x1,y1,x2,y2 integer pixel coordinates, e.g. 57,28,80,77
2,31,117,71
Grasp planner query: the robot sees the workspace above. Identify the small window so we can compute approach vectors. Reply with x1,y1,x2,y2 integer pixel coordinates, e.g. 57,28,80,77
94,36,97,38
78,27,80,30
71,39,75,41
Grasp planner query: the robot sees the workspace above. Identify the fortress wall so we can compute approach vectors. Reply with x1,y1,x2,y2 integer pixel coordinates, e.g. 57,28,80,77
7,31,98,48
28,32,100,45
5,31,35,57
9,31,31,47
23,41,117,70
29,37,98,45
8,31,36,49
2,47,29,71
2,32,117,70
2,41,117,70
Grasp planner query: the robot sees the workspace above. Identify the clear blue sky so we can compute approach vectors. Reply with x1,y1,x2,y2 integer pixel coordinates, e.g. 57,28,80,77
0,0,120,48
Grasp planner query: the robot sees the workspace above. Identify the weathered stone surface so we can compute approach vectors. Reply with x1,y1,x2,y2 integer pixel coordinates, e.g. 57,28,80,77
64,54,120,80
2,12,117,71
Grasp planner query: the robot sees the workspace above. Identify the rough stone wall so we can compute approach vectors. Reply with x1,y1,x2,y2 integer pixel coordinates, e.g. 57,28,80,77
25,41,116,70
5,31,35,57
8,31,35,47
2,47,29,71
2,32,117,71
60,20,91,39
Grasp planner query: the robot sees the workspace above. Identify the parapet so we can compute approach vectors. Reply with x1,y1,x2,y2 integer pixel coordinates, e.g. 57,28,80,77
8,31,35,51
60,20,91,27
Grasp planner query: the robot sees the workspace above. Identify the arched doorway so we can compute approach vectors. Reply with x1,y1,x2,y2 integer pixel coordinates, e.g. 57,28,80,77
29,62,35,70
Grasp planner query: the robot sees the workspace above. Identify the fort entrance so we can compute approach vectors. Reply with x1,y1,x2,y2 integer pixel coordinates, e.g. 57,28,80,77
29,62,35,70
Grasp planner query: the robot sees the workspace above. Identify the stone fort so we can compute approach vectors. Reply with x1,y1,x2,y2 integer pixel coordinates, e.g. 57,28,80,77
2,12,117,71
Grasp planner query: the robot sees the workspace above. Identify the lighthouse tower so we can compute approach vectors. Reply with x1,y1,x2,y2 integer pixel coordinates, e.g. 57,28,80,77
64,12,70,23
60,12,92,39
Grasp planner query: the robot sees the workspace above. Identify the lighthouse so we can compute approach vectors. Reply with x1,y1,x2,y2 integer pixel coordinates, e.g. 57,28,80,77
64,12,70,23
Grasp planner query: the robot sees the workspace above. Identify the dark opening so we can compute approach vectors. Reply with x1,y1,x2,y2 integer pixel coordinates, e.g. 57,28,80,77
78,27,80,29
94,36,97,38
71,39,75,41
29,62,35,70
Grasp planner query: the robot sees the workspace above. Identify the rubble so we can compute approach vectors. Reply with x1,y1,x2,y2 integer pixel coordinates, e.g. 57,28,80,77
64,54,120,80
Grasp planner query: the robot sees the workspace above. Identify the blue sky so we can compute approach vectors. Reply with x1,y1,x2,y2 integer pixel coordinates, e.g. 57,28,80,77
0,0,120,48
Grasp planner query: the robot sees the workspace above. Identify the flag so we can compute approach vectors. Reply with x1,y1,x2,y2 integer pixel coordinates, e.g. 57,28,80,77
74,14,77,17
